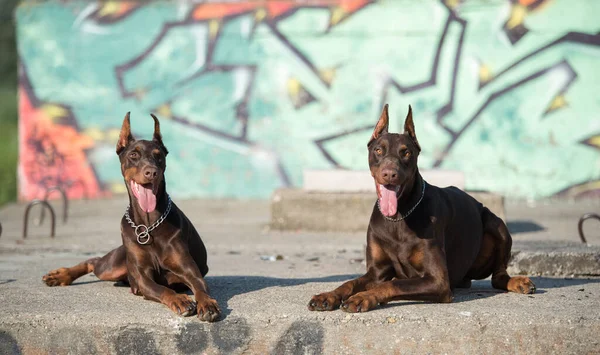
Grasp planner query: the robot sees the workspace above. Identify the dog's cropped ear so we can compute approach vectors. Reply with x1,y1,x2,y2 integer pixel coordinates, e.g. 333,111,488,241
368,104,389,146
404,105,421,151
150,114,169,155
116,112,135,155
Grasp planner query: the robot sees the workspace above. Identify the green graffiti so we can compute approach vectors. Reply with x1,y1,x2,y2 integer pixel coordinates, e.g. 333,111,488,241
16,0,600,199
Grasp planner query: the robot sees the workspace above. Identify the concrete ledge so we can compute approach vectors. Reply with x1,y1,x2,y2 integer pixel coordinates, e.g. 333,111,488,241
303,169,466,192
2,314,599,355
270,189,505,232
1,199,600,354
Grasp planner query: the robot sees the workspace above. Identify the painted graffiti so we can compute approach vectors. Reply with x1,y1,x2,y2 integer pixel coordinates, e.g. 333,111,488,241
16,0,600,200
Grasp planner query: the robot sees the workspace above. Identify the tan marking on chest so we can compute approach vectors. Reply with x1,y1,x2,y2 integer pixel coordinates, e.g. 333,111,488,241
369,240,388,262
408,245,425,271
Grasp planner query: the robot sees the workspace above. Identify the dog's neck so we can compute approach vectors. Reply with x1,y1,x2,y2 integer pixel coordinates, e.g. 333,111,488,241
126,181,169,226
398,170,424,213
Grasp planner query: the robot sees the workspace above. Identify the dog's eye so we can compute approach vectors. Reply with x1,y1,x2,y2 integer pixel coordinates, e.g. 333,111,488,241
375,148,383,155
403,150,411,158
129,152,139,159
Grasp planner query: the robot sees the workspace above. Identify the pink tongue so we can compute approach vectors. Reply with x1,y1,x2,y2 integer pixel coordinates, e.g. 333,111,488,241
379,185,398,217
131,181,157,213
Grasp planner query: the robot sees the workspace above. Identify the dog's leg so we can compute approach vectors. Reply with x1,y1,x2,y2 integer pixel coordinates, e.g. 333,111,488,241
482,208,536,294
308,272,381,311
163,254,220,322
308,233,395,311
128,264,197,317
340,273,452,313
43,246,127,286
339,245,452,312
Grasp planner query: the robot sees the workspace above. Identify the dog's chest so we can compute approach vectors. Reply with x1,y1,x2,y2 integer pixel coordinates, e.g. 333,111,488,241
372,230,426,279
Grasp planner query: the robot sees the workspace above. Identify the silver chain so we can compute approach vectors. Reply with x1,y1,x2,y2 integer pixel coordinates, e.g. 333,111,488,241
377,179,426,222
124,195,172,245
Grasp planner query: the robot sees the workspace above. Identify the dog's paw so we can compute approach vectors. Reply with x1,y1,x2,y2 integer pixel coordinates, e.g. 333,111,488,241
508,276,536,294
197,297,220,322
42,268,73,286
308,292,342,311
165,294,197,317
340,292,378,313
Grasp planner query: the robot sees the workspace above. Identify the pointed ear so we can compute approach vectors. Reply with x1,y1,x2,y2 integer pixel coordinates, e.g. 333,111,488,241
404,105,420,151
116,112,135,155
151,114,169,155
368,104,389,146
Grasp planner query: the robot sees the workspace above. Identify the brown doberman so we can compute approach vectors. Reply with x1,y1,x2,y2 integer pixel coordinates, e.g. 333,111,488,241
42,113,220,322
308,104,536,313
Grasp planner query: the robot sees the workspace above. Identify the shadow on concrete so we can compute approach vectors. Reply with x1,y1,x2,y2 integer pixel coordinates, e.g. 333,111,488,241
0,331,21,355
98,275,600,318
206,274,358,319
507,220,546,234
361,277,600,310
0,279,16,285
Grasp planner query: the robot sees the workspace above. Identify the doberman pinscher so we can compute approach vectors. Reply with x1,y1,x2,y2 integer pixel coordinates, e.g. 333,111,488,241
308,104,536,313
42,113,220,322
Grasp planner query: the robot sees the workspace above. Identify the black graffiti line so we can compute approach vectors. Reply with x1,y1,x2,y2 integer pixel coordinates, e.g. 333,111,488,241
115,21,194,98
543,64,577,117
170,114,291,186
170,114,248,144
264,22,330,88
237,65,256,140
314,124,374,168
379,10,465,138
580,132,600,151
318,10,463,168
117,3,366,97
434,14,466,139
332,6,462,168
479,32,600,90
174,64,257,141
380,15,452,100
433,60,575,168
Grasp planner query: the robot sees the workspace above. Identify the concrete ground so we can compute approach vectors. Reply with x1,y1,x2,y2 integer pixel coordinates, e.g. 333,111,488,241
0,197,599,354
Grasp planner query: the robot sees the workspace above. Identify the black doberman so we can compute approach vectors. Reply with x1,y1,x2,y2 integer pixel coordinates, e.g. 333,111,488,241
43,113,220,322
309,104,535,313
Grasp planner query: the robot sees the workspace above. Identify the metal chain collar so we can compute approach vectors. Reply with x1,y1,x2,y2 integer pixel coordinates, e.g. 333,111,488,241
377,179,426,222
124,195,172,245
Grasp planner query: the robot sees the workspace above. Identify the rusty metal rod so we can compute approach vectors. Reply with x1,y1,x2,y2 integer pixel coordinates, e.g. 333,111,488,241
578,213,600,244
37,186,68,226
24,200,56,239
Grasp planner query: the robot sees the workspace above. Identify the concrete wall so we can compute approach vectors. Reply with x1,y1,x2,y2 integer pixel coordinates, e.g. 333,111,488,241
16,0,600,200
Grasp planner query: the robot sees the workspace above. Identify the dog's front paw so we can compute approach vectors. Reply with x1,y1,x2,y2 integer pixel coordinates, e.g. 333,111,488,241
508,276,536,294
165,294,197,317
341,292,379,313
308,292,342,311
42,268,73,286
197,297,220,322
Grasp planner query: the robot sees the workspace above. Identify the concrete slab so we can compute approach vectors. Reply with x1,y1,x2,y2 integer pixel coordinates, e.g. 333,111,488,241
270,189,505,232
1,198,599,354
303,169,465,192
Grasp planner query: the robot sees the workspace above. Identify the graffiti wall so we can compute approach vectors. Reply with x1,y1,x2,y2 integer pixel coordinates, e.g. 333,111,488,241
16,0,600,200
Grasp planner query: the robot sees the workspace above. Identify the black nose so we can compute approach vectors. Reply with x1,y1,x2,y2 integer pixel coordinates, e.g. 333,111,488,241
381,168,398,183
143,167,158,180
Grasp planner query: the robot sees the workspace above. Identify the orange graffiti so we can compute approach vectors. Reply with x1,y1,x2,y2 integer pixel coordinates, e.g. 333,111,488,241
191,0,371,21
18,86,103,201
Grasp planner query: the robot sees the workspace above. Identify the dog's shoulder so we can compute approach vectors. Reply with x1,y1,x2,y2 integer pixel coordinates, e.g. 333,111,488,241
427,184,484,213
